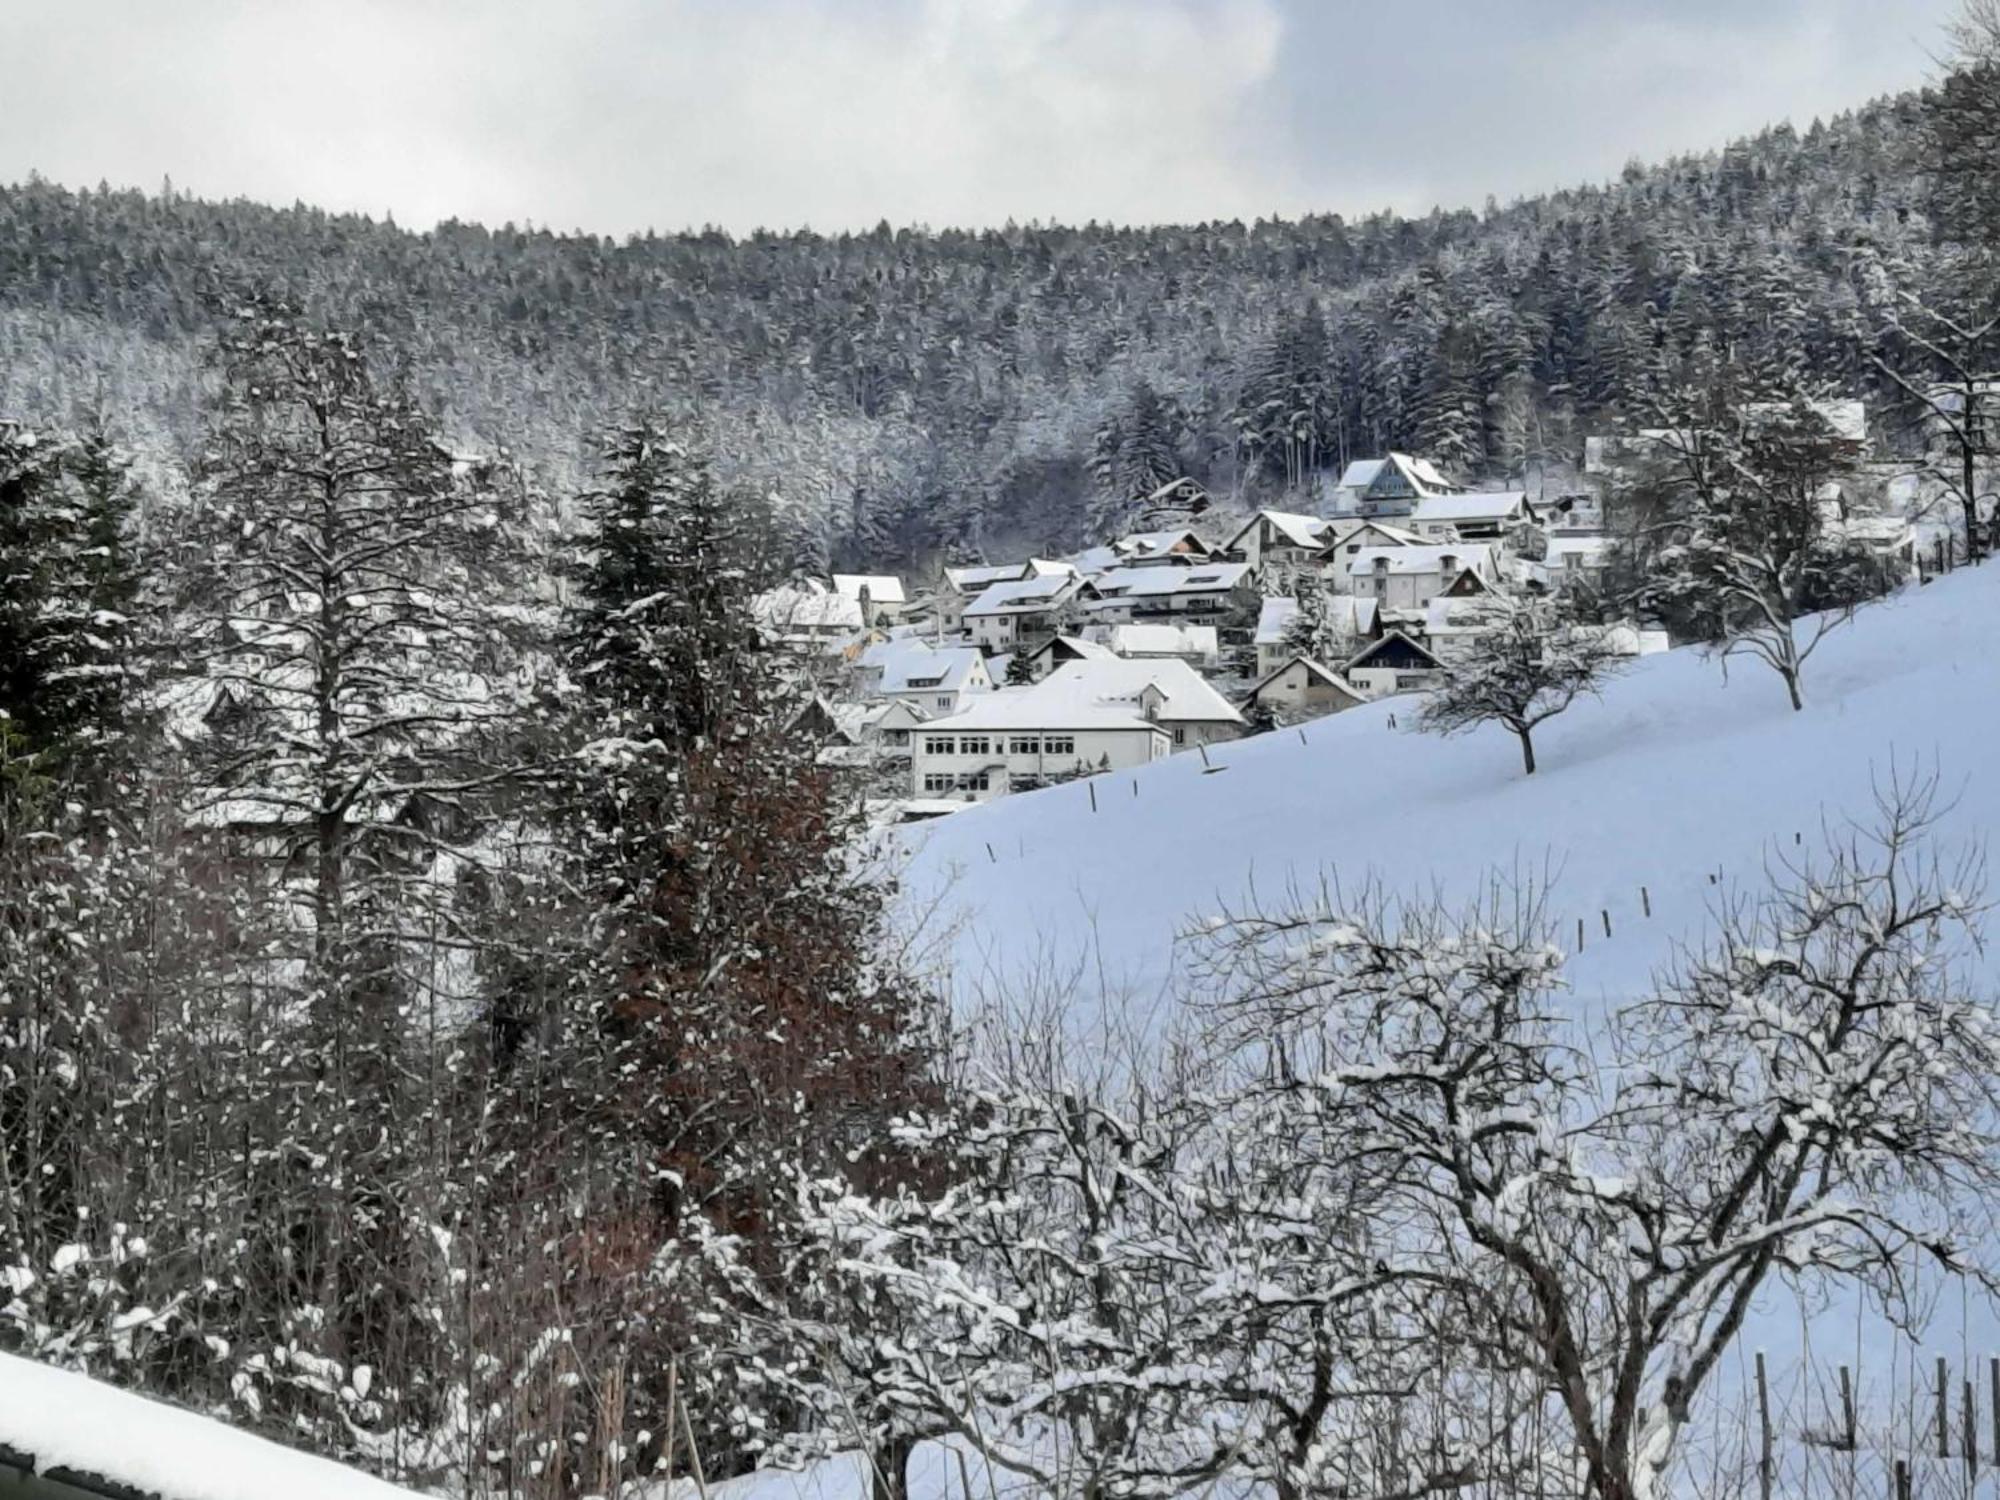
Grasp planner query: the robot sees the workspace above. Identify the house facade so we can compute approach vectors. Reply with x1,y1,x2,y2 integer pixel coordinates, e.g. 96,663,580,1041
1241,654,1366,723
1346,544,1499,612
1343,631,1447,698
963,573,1085,653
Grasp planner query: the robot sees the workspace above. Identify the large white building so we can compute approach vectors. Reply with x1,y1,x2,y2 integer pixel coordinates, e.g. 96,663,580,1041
909,656,1244,801
1346,543,1500,611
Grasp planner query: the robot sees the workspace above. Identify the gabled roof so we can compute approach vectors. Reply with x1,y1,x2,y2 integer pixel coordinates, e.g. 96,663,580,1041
1026,633,1115,664
1223,509,1330,553
964,573,1077,616
1039,657,1244,724
1345,630,1445,672
944,559,1071,592
1346,543,1498,578
876,642,987,694
1322,519,1426,550
1243,654,1367,706
832,573,907,605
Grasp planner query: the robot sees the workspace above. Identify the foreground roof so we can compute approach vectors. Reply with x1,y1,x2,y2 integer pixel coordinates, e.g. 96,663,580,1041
0,1351,423,1500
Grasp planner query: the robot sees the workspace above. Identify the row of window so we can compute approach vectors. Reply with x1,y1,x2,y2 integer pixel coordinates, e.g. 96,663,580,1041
921,771,991,793
920,734,1078,757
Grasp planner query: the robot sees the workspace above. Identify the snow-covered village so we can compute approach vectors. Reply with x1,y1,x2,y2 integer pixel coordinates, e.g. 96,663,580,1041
11,5,2000,1500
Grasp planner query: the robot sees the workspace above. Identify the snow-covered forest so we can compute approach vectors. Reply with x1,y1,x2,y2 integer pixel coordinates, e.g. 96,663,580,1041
0,70,1986,572
9,8,2000,1500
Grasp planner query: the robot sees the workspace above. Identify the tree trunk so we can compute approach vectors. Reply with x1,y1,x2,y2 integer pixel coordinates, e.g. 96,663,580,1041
1518,726,1537,775
871,1432,916,1500
1782,667,1804,712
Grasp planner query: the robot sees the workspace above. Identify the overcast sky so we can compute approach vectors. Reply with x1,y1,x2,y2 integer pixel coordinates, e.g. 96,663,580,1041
0,0,1964,237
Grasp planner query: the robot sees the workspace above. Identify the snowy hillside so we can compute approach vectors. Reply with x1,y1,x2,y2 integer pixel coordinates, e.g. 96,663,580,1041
899,566,2000,1032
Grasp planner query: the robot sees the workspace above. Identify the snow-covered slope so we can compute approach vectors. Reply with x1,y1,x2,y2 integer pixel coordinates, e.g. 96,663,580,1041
899,568,2000,1033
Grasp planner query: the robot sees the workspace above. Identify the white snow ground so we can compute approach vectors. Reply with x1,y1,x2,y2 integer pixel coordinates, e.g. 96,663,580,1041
898,566,2000,1036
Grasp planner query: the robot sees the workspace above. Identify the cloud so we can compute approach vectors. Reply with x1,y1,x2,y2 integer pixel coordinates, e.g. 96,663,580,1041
0,0,1958,236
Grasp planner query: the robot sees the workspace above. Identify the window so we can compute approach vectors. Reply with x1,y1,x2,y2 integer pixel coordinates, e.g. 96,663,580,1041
922,773,955,793
1173,726,1186,745
937,695,953,709
922,735,955,755
1044,735,1075,756
1008,736,1041,755
960,771,990,791
905,674,944,688
958,736,990,755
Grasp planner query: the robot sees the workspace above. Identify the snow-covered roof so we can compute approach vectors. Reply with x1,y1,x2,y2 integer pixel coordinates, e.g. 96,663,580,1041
880,644,987,694
1345,630,1445,671
1346,543,1498,578
1119,528,1209,561
1254,596,1299,646
1324,519,1426,549
1388,452,1454,493
0,1350,425,1500
1088,561,1254,599
1107,623,1219,660
929,656,1242,733
831,573,907,605
923,690,1163,735
1244,654,1367,705
963,574,1077,617
1336,458,1386,490
944,562,1028,592
1224,509,1330,553
1408,491,1533,526
1546,534,1615,562
1028,634,1115,663
1039,657,1244,725
752,580,862,632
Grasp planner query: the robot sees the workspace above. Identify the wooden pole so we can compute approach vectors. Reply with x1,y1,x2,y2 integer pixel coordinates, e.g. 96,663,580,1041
1576,916,1585,950
1940,1355,1952,1459
1756,1351,1773,1500
1601,908,1612,938
1840,1363,1856,1452
1088,782,1097,812
1895,1457,1911,1500
1641,885,1651,917
1990,1357,1998,1471
1964,1375,1978,1477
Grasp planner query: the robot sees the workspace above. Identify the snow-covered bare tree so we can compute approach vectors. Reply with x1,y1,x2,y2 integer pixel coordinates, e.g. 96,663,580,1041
1200,772,2000,1500
1418,598,1624,774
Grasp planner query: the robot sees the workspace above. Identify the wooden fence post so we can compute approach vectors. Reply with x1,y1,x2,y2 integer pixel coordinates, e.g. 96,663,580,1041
1756,1351,1773,1500
1840,1363,1856,1451
1939,1355,1951,1459
1895,1457,1911,1500
1964,1374,1978,1477
1641,885,1651,917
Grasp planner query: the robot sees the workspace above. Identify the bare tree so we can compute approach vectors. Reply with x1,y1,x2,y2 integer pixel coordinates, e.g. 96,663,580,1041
1198,775,2000,1500
1418,598,1625,774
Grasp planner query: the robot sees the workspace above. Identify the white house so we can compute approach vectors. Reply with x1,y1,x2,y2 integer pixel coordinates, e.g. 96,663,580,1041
934,558,1074,634
909,692,1171,802
1071,528,1214,575
1342,631,1447,699
752,579,863,643
1241,653,1368,724
963,572,1086,652
868,640,1000,716
1253,593,1378,676
1103,622,1220,667
1081,560,1258,625
1346,544,1500,611
1325,452,1458,516
832,573,908,625
1035,657,1245,749
1221,510,1335,576
1318,519,1424,592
